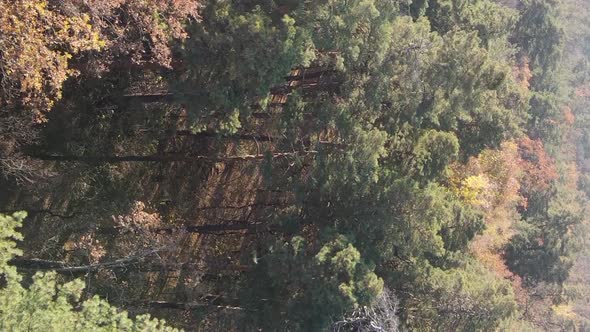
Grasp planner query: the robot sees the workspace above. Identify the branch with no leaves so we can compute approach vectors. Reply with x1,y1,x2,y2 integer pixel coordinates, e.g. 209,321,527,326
330,287,400,332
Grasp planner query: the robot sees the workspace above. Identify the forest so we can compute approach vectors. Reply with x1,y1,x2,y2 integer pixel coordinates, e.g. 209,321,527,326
0,0,589,331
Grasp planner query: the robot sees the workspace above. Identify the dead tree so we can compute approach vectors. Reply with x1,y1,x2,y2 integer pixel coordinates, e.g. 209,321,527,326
330,287,400,332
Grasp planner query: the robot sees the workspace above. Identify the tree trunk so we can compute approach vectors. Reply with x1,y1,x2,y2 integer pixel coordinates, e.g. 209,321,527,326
285,68,337,81
176,130,277,142
250,112,317,120
24,150,318,163
141,298,248,311
194,201,291,211
10,258,249,276
94,93,176,111
92,222,276,236
157,222,275,235
120,93,175,104
9,249,160,274
0,209,76,219
134,129,344,149
59,220,280,241
136,129,278,142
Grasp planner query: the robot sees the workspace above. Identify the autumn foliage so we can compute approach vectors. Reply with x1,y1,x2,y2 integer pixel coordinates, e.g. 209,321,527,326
517,136,559,197
59,0,200,71
0,0,103,121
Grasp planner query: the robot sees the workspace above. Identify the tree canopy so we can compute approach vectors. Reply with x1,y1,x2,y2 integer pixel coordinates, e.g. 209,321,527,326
1,0,589,330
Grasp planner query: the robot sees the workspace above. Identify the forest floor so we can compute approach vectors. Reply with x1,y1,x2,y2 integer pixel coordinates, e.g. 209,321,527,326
0,102,288,330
